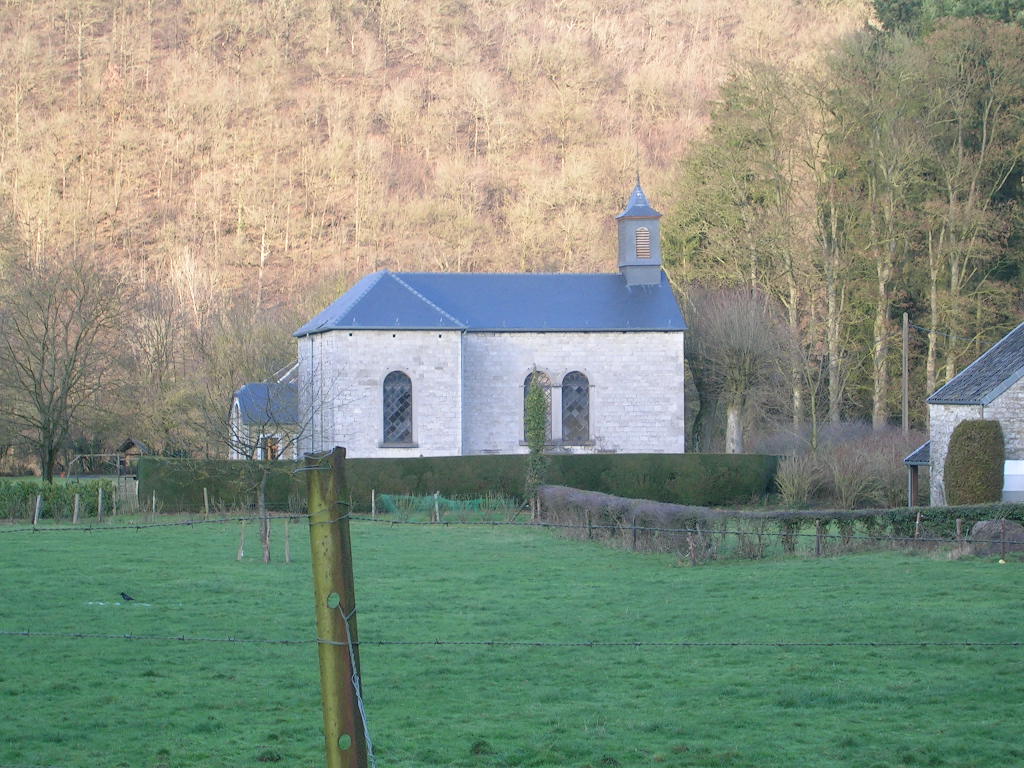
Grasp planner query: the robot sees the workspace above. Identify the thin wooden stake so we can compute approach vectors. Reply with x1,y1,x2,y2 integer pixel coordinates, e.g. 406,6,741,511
203,487,210,520
237,521,246,561
33,494,42,526
112,486,118,516
433,491,440,523
306,447,368,768
914,510,922,539
631,518,638,551
815,521,823,557
151,491,156,518
371,489,376,519
586,509,593,540
97,487,104,522
284,517,291,564
73,494,80,524
687,533,698,566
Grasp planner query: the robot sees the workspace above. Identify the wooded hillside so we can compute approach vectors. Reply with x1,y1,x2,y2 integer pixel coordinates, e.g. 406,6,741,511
0,0,871,461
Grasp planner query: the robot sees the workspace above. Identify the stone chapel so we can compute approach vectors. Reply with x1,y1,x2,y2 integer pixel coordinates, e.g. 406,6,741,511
293,182,687,458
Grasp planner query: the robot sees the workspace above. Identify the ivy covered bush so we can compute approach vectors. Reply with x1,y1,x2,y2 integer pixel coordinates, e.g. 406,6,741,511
944,419,1005,506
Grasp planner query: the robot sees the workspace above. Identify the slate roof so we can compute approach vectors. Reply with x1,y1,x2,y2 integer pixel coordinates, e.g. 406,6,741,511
233,380,299,425
294,270,686,337
927,321,1024,405
616,182,662,219
903,441,930,466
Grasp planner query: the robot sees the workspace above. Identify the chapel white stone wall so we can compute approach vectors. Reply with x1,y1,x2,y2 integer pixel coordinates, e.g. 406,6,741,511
297,329,463,458
928,377,1024,505
460,331,686,455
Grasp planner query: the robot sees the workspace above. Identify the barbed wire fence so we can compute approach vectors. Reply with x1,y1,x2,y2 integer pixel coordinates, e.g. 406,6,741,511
3,493,1023,768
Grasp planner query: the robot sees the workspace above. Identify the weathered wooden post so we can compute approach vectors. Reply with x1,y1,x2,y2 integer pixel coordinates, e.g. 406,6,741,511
585,509,593,540
151,491,156,518
284,517,291,564
33,494,42,526
203,487,210,520
72,494,80,524
956,518,963,550
112,486,118,516
306,447,368,768
914,510,922,540
97,487,104,522
433,491,440,523
815,520,823,557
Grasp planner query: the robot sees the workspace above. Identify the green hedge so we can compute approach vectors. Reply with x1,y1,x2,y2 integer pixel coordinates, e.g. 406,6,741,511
0,478,116,520
137,453,779,513
944,419,1005,506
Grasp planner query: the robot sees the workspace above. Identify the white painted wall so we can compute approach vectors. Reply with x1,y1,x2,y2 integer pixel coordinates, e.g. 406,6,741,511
298,329,686,458
298,329,463,457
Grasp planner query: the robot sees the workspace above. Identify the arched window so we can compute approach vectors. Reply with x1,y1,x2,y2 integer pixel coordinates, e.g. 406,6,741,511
382,371,413,444
562,372,590,443
523,371,551,442
635,227,651,259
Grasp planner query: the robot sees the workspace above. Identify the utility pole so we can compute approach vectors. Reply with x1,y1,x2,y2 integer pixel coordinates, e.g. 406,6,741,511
902,312,910,435
306,447,368,768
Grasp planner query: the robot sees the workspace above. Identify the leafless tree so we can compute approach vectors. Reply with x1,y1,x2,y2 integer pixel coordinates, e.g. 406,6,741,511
684,285,790,453
0,249,126,482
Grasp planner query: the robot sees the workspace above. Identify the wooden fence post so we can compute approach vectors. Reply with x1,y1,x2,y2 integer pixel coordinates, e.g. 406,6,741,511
371,489,376,519
203,487,210,520
433,491,440,523
956,518,963,550
33,494,42,526
586,509,593,540
284,517,291,564
73,494,80,524
631,518,638,551
815,520,823,557
914,510,922,540
97,488,104,522
151,491,156,518
306,447,368,768
237,521,246,561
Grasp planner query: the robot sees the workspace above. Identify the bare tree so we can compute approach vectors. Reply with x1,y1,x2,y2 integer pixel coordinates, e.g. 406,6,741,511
0,249,126,482
684,285,789,453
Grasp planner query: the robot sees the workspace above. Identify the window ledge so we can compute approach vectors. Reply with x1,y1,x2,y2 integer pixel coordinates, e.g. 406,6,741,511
378,441,419,449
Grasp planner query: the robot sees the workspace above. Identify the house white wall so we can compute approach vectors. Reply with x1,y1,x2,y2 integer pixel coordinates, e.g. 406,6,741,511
461,331,686,454
928,377,1024,505
298,329,463,457
298,328,686,458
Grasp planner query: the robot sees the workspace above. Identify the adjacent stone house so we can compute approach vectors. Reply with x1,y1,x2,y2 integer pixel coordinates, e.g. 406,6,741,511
909,321,1024,505
293,183,687,458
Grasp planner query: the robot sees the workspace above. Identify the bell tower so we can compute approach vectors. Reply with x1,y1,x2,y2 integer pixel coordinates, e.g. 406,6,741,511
616,181,662,287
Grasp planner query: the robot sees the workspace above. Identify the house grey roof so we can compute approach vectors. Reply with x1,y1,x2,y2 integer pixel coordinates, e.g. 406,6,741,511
616,182,662,219
294,269,686,337
233,380,298,425
926,321,1024,405
903,441,930,466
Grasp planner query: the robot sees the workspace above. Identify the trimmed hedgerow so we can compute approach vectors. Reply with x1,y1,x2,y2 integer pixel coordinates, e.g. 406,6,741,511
944,419,1005,506
0,478,116,520
137,453,779,513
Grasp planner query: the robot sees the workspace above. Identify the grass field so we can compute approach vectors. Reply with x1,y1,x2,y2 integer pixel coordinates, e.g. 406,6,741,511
1,516,1023,768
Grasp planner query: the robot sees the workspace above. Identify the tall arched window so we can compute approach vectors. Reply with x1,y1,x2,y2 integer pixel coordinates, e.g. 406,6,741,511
382,371,413,444
635,227,651,259
562,372,590,443
523,371,552,441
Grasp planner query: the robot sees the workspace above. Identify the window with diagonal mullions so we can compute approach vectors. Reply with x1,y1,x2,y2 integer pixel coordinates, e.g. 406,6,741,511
561,371,590,443
382,371,413,444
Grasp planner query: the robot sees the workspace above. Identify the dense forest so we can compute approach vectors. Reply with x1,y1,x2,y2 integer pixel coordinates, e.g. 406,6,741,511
1,0,1022,474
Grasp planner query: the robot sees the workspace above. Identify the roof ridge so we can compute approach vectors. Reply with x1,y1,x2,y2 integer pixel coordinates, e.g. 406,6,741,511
389,272,466,327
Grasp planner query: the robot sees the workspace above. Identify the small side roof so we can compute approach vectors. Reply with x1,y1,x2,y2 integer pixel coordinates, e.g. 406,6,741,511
903,441,930,466
233,380,298,426
927,321,1024,406
295,270,686,337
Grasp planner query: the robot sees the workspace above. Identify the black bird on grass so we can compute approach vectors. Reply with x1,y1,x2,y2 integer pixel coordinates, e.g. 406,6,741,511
120,592,134,601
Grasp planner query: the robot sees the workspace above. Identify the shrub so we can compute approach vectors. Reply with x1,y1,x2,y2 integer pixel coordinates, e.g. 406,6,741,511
944,419,1005,506
775,454,822,506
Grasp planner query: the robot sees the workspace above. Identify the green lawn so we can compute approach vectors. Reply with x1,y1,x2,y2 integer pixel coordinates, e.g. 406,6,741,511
1,517,1022,768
